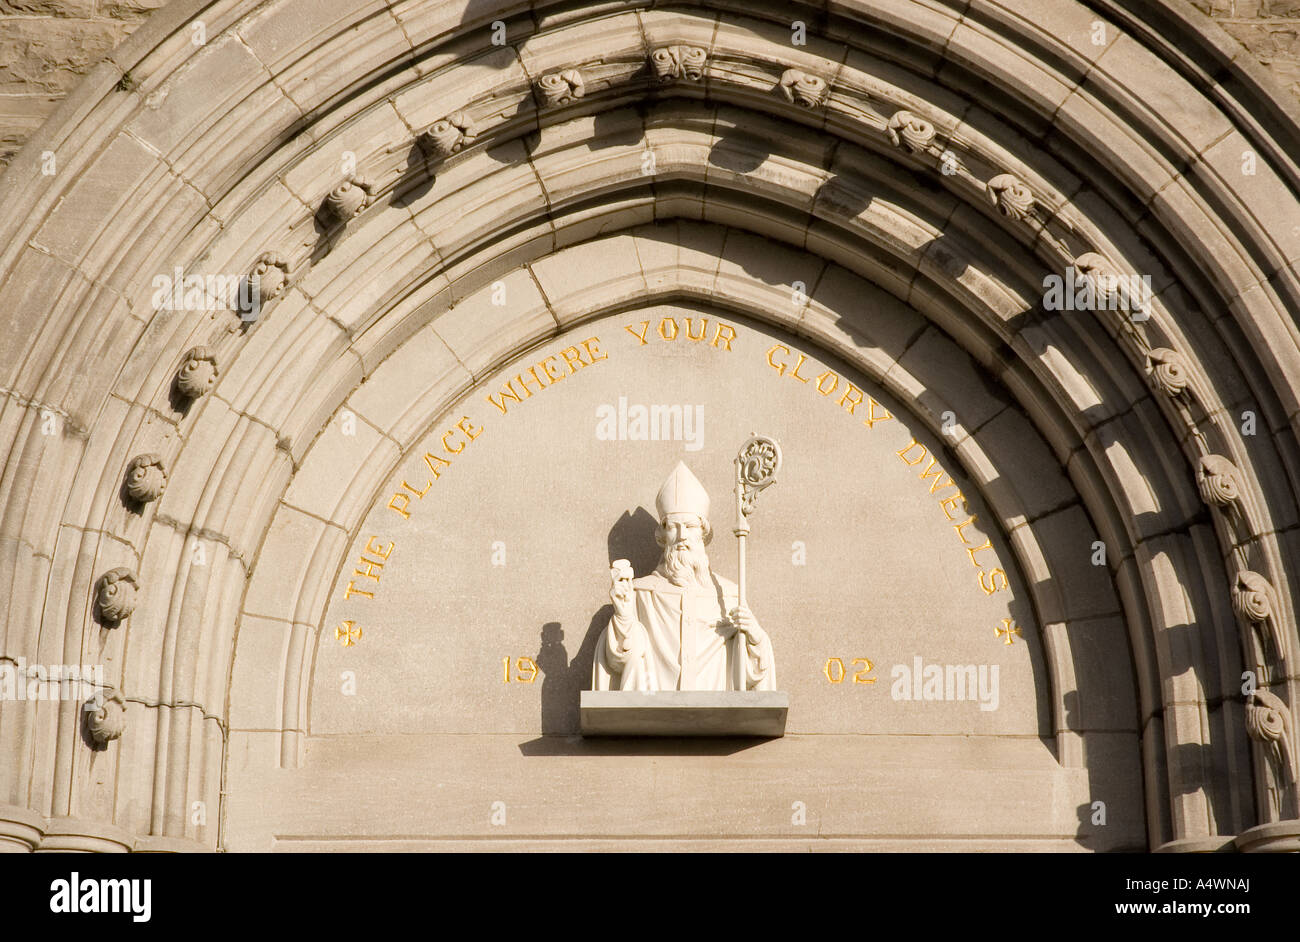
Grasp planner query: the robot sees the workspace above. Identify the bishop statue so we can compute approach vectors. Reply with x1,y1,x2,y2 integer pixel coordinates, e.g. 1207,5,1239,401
592,462,777,692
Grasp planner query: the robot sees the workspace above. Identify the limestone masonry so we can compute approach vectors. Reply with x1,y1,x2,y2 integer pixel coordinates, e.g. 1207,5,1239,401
0,0,1298,854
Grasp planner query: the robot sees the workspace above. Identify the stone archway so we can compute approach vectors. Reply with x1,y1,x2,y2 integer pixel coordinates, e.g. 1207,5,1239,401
0,0,1297,852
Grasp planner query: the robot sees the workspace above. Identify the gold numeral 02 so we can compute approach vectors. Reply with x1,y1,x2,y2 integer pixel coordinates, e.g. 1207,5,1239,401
823,657,875,684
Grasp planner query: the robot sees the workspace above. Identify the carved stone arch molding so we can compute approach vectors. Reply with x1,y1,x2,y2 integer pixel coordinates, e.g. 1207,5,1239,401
0,0,1297,852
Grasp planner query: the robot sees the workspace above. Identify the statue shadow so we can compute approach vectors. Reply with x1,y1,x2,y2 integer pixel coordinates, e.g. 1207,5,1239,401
535,617,597,736
533,509,659,736
607,506,659,577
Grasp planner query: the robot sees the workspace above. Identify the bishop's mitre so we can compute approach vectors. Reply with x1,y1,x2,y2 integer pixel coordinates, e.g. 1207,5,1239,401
655,461,710,521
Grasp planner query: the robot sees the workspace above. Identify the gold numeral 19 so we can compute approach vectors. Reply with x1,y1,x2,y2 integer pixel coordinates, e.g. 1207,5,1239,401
502,656,539,684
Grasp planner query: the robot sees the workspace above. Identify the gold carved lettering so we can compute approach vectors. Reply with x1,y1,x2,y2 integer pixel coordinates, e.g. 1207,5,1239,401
388,416,486,518
442,429,466,454
979,568,1009,595
625,321,650,345
918,457,954,495
516,369,543,396
965,539,994,568
344,535,396,600
863,397,892,428
364,536,393,559
838,384,864,415
752,334,1004,595
502,656,539,683
766,343,789,376
540,355,564,383
952,516,980,544
423,452,451,478
939,493,966,521
823,657,876,685
852,658,876,684
486,382,523,415
896,438,927,465
559,346,586,372
814,370,838,396
685,318,708,341
402,478,433,498
387,494,411,519
486,339,609,416
711,323,736,350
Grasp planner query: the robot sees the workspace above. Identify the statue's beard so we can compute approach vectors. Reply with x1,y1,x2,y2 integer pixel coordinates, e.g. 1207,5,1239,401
660,542,710,588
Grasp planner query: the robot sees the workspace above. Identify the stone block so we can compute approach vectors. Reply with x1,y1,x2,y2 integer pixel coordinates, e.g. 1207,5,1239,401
347,324,470,447
580,691,789,736
229,614,291,730
0,16,126,96
431,266,554,379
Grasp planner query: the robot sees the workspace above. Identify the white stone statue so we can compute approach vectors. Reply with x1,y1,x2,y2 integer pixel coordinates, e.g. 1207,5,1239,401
593,462,776,692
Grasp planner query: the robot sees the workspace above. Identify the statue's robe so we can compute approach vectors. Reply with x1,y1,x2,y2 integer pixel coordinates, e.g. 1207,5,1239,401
592,569,776,691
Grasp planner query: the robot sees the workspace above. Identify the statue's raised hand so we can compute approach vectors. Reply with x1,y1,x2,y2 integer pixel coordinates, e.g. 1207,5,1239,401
609,559,635,621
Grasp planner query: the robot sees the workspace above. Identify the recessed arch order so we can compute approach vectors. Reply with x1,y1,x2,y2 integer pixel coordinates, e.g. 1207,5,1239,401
0,0,1297,852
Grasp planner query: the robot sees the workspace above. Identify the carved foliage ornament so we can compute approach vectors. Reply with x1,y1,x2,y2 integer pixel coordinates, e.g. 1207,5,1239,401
535,69,585,106
1246,690,1297,783
242,252,290,322
1232,570,1275,623
985,173,1035,221
175,346,218,399
651,46,707,83
95,568,139,623
1196,455,1241,508
777,69,828,108
124,453,167,504
86,691,126,746
1232,569,1285,659
249,252,290,302
1072,252,1120,304
1145,347,1189,396
320,176,373,228
886,110,935,153
1071,251,1150,316
418,111,478,158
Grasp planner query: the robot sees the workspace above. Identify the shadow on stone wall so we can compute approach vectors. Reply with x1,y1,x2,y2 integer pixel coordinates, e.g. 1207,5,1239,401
532,507,659,736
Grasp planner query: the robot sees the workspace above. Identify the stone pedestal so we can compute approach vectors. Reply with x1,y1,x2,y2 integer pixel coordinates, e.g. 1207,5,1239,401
579,690,788,737
1234,820,1300,853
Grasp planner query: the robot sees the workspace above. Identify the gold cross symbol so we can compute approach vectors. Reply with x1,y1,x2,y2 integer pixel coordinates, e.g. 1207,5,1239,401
335,620,362,647
995,618,1021,645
